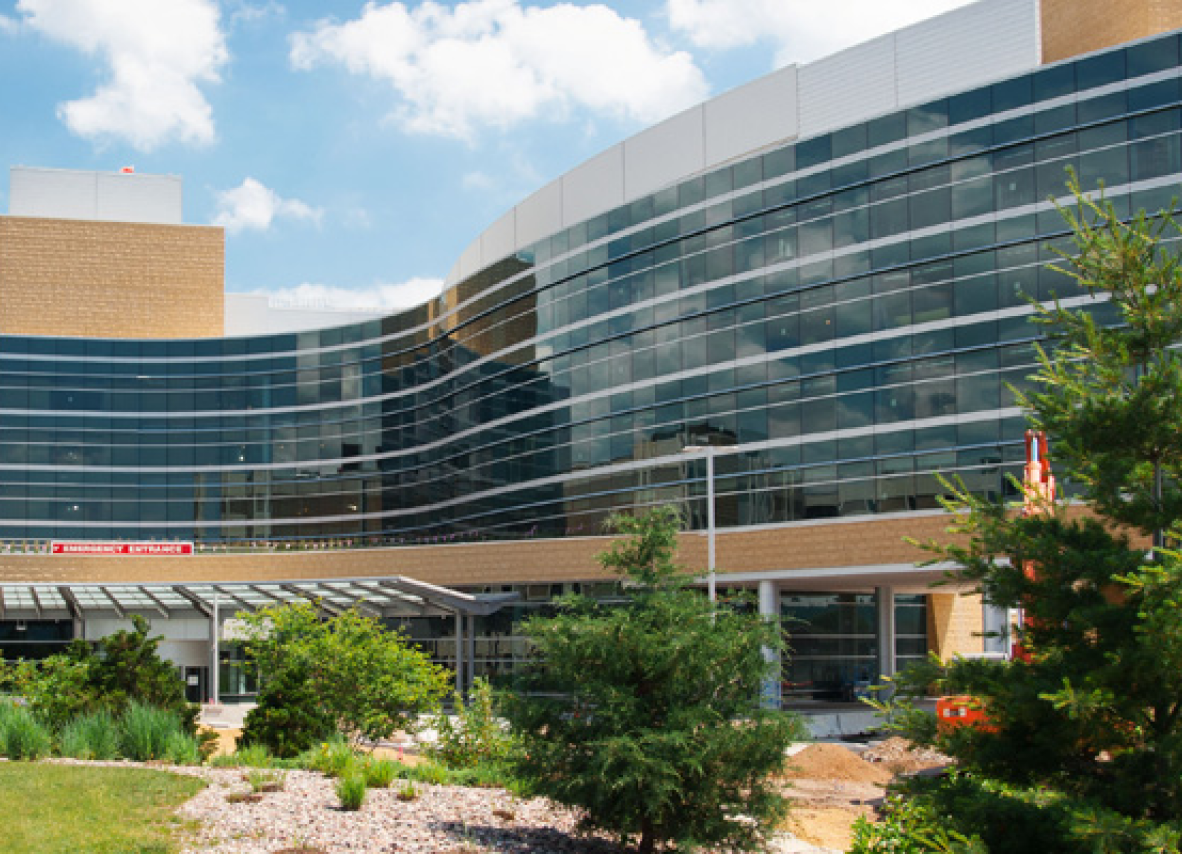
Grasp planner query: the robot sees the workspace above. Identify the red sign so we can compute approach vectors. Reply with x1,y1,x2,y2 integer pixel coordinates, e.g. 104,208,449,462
51,541,194,556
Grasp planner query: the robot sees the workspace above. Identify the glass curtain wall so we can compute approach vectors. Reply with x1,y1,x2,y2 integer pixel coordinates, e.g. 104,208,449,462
0,35,1178,546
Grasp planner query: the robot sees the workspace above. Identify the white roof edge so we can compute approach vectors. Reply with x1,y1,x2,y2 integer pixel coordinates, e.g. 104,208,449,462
445,0,1039,288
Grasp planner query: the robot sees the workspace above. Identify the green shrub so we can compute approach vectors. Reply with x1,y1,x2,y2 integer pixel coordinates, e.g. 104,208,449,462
447,761,518,789
247,768,287,793
336,773,367,811
432,677,513,769
850,794,986,854
396,781,418,802
232,743,273,768
3,617,198,735
239,664,335,759
0,706,52,760
855,774,1182,854
118,702,182,761
59,711,119,760
407,760,451,786
307,736,357,777
363,758,398,788
164,731,202,766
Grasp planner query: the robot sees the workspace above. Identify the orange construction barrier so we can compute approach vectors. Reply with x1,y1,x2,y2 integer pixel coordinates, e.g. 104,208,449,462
936,694,994,733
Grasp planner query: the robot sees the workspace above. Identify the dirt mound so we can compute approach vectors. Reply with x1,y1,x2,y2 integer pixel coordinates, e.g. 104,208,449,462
780,743,893,785
863,737,951,775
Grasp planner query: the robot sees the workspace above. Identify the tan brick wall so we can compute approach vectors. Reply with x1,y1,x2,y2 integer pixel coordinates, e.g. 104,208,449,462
0,514,956,588
0,216,223,338
1041,0,1182,64
928,592,985,658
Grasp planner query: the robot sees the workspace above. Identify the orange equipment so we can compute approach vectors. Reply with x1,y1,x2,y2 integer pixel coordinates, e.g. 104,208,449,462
1012,429,1055,662
936,694,994,733
938,430,1054,730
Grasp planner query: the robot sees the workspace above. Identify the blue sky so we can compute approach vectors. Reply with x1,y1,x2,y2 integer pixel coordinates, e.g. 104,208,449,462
0,0,973,311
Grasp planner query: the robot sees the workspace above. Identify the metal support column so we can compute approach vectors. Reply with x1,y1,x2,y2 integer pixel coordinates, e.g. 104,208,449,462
466,613,476,699
209,591,220,705
454,609,464,698
876,585,896,695
758,580,782,710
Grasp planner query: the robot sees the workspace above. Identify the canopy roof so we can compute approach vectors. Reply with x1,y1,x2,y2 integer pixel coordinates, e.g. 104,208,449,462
0,576,518,622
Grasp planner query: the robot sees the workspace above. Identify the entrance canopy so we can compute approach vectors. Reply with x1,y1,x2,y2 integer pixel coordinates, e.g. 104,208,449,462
0,576,518,622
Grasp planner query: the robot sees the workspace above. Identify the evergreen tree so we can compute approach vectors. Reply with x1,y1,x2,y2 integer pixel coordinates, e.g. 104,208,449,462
505,506,804,853
879,178,1182,850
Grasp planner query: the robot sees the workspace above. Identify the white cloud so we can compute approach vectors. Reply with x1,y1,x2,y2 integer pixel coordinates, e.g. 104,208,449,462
225,0,284,27
666,0,976,66
15,0,227,151
290,0,708,140
213,178,323,233
254,278,445,312
0,15,17,34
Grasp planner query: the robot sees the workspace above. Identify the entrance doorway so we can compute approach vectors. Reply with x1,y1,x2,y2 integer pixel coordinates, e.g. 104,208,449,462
183,666,208,703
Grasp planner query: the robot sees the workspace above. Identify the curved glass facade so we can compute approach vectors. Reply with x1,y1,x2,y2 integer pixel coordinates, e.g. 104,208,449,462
1,34,1180,546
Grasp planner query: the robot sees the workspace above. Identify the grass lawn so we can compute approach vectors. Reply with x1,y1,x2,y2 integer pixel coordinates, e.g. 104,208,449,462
0,762,205,854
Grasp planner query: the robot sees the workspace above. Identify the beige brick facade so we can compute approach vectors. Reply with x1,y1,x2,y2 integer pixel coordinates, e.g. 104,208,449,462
0,216,223,339
1041,0,1182,64
0,514,957,588
928,592,986,658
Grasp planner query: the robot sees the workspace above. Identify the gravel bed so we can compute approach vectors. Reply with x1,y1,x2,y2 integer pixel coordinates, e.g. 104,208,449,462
44,759,829,854
48,760,618,853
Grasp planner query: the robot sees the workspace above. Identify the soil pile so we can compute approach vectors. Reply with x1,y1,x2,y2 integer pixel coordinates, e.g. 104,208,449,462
780,743,893,785
863,737,951,775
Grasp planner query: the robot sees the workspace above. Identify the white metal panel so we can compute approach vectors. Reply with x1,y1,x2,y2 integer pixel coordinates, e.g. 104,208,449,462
9,167,97,219
95,172,183,224
9,166,183,224
224,293,384,336
480,207,517,267
515,180,563,251
624,105,706,200
561,143,625,227
704,65,798,169
896,0,1039,109
799,34,898,140
457,239,484,284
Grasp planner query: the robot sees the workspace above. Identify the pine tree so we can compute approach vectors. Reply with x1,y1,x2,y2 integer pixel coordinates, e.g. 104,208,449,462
505,506,804,853
887,178,1182,849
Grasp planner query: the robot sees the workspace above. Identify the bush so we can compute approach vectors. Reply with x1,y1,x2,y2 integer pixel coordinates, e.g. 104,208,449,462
406,760,451,787
1,617,197,735
239,664,335,759
0,705,52,760
306,736,357,778
363,758,398,788
855,773,1182,854
432,677,513,769
59,710,119,760
164,731,202,766
118,702,183,761
232,743,273,768
247,768,287,793
336,773,367,811
850,793,986,854
241,602,450,747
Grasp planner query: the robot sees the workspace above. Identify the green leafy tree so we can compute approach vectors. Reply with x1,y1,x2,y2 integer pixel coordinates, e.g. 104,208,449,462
880,178,1182,850
505,506,805,854
240,601,451,746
